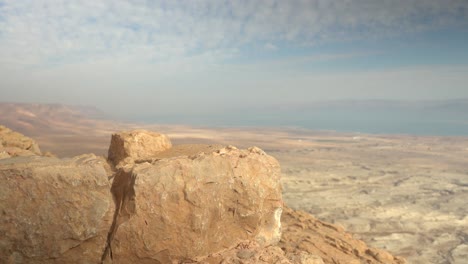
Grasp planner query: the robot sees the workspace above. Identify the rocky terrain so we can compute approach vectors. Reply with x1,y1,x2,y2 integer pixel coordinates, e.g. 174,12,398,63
274,133,468,264
0,125,42,158
0,126,404,263
2,102,467,263
0,102,132,157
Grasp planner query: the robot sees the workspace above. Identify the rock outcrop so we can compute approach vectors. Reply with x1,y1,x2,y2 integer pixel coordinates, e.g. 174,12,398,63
108,130,172,167
0,125,42,158
103,145,283,263
199,241,324,264
280,207,406,264
0,127,406,264
0,154,114,263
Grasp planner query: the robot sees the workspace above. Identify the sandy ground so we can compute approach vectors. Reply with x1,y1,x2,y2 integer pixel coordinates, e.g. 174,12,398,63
5,120,468,264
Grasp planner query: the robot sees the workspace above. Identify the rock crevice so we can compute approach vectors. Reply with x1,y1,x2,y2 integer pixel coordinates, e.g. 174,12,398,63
101,169,137,262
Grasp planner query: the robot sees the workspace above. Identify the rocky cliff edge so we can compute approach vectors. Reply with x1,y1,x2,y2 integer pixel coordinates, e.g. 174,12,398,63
0,127,406,264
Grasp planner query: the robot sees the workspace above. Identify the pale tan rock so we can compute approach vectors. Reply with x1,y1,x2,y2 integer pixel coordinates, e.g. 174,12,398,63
201,241,293,264
287,251,325,264
279,206,407,264
0,154,114,263
201,242,323,264
102,146,283,263
0,149,10,159
1,146,37,158
0,125,41,156
107,130,172,167
451,244,468,264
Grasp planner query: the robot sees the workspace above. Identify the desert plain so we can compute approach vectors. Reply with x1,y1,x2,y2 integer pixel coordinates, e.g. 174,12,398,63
1,103,467,263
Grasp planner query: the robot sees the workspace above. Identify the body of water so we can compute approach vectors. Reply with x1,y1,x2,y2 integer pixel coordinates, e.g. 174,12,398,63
138,101,468,136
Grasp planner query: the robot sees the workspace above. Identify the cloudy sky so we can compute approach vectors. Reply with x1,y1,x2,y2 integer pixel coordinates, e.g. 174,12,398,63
1,0,468,120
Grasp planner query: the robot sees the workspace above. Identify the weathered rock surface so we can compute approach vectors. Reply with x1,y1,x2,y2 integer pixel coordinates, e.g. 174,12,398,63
279,206,406,264
108,130,172,167
103,145,283,263
0,126,406,264
199,241,324,264
0,154,114,263
0,125,41,158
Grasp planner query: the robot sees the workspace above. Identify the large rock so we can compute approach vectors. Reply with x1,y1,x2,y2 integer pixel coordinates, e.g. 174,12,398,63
0,127,407,264
102,145,283,263
0,154,114,263
0,125,41,158
108,130,172,167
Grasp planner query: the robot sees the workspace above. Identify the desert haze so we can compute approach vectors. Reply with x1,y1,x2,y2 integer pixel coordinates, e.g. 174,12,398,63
1,102,468,263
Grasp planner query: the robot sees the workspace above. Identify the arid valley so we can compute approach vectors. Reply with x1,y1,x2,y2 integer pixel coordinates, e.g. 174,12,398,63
1,103,467,263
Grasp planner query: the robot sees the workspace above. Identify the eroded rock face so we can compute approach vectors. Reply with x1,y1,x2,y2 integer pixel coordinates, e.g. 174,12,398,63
0,127,406,264
108,130,172,167
102,145,283,263
0,154,114,263
200,240,324,264
279,206,407,264
0,125,41,158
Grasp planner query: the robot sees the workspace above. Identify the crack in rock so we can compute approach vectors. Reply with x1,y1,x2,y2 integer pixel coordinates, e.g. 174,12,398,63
101,169,137,263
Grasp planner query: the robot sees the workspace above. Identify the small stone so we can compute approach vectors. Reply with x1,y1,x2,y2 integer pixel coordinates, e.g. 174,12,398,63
237,249,255,259
248,146,265,155
108,130,172,167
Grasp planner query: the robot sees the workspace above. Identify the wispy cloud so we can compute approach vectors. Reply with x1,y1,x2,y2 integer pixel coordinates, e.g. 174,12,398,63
264,43,278,51
1,0,468,115
0,0,467,69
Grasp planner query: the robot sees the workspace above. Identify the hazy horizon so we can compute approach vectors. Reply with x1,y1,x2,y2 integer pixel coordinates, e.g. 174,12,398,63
3,98,468,136
128,98,468,135
1,0,468,125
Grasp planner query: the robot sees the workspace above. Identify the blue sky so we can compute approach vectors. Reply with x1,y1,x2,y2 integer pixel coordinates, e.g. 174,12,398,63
1,0,468,119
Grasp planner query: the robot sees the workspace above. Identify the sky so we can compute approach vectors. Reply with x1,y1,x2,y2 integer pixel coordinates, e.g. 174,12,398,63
1,0,468,120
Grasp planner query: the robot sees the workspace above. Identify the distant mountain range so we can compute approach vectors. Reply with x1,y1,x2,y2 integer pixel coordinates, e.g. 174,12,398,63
1,99,467,136
0,102,110,137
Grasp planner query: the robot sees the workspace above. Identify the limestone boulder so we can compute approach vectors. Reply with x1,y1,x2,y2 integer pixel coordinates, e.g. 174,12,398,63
108,130,172,167
0,125,41,157
0,154,114,263
102,145,283,263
